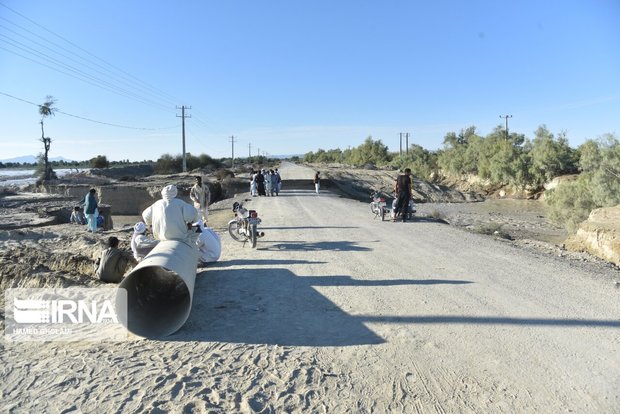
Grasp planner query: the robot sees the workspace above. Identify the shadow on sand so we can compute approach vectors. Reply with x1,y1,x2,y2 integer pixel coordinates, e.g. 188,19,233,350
166,265,618,345
168,267,474,346
257,240,372,252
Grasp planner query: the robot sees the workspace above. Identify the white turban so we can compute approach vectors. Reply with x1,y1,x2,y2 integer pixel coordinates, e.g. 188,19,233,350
133,222,147,234
161,184,178,200
131,221,147,259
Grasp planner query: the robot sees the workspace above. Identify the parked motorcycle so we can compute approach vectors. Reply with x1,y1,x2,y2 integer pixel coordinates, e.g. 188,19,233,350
370,192,388,221
228,201,264,248
390,197,416,221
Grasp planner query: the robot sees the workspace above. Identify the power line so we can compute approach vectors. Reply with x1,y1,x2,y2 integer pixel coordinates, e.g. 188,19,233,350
0,4,180,111
0,3,182,105
0,90,177,130
0,37,172,111
0,20,178,108
186,126,209,151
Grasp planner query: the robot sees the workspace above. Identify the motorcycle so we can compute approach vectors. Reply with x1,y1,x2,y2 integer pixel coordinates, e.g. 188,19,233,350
228,201,264,248
370,192,388,221
390,197,416,221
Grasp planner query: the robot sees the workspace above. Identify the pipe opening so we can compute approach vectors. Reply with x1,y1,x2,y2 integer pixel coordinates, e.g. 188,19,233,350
119,265,191,338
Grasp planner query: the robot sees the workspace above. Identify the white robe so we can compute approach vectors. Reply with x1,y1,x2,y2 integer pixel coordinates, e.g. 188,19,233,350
142,185,199,243
196,224,221,263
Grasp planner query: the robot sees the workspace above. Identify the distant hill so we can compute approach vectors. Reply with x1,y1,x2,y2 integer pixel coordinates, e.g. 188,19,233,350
0,155,75,164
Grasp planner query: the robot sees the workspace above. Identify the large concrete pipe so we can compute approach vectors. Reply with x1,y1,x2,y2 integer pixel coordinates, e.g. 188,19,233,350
117,240,198,337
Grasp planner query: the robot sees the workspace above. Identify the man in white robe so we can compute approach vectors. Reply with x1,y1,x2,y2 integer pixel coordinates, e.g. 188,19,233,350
190,176,210,222
142,184,199,244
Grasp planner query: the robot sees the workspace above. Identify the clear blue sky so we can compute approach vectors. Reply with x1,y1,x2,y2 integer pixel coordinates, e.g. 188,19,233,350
0,0,619,162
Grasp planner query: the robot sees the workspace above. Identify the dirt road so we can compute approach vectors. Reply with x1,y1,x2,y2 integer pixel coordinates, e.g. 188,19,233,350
2,162,618,413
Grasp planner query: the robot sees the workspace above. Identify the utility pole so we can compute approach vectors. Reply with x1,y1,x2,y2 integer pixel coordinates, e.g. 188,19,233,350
229,135,236,168
399,132,410,155
405,132,410,154
499,114,512,141
176,105,191,172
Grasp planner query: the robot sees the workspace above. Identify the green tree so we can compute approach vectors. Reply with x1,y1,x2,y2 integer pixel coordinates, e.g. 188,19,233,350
155,154,182,174
90,155,110,168
546,134,619,231
391,144,438,180
38,95,58,181
437,126,481,176
528,125,577,186
545,176,596,232
346,137,390,166
580,134,620,207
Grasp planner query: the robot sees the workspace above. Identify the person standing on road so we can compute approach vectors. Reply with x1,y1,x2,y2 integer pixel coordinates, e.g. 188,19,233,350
265,169,273,196
393,168,412,222
190,176,210,222
275,168,282,193
256,169,266,196
314,171,320,194
250,170,258,196
270,169,278,196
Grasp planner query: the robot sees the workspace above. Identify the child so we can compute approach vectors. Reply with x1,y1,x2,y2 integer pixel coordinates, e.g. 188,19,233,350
70,206,86,225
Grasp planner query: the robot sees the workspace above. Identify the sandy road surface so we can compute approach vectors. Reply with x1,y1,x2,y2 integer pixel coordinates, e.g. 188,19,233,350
2,162,619,413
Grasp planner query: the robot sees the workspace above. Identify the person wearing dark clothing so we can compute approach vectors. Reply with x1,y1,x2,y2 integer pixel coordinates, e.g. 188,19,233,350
256,170,266,196
393,168,412,222
95,237,137,283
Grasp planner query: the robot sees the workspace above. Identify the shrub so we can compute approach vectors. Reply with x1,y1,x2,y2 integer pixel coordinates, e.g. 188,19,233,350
545,176,596,232
546,134,619,232
155,154,182,174
90,155,109,168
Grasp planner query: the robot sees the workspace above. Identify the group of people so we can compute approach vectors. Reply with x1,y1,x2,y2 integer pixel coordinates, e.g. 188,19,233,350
250,168,282,197
93,179,221,284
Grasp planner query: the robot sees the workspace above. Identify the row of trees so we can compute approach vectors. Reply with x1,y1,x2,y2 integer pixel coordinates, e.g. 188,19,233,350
305,125,581,187
154,153,223,174
153,153,280,174
303,127,619,231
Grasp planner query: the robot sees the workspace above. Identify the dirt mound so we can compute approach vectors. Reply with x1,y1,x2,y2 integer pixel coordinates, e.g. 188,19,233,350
565,205,620,266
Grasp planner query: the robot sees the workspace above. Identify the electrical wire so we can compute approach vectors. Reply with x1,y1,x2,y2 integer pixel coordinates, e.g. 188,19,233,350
0,3,224,141
0,3,182,111
0,91,177,131
0,20,178,108
0,39,172,112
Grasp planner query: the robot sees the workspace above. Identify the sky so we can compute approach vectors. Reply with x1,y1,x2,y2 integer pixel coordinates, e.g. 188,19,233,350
0,0,619,162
